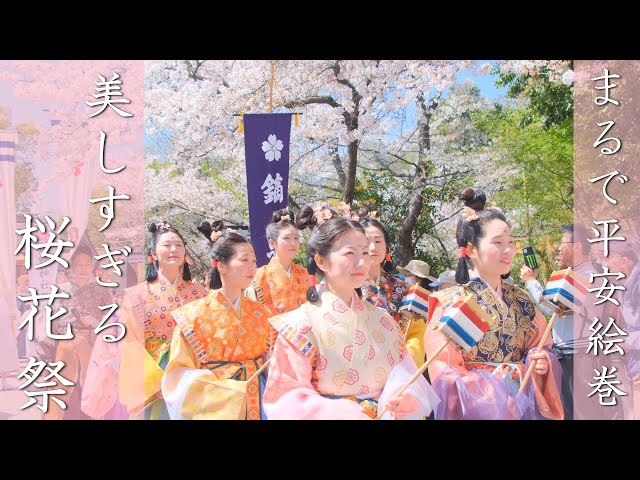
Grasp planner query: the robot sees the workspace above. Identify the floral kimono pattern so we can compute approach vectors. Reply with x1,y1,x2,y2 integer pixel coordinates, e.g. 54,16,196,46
263,286,439,420
118,276,207,417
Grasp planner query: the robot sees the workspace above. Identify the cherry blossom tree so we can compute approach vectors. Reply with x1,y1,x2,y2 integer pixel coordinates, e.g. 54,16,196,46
1,60,145,270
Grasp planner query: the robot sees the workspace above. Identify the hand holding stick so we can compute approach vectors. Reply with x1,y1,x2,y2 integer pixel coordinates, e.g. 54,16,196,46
518,303,566,394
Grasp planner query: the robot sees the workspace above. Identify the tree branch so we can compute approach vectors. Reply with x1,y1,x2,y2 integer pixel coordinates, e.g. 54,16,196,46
284,96,341,109
292,177,343,194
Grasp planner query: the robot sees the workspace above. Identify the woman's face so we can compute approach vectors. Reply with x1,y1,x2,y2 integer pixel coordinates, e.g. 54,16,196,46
468,219,515,280
154,231,186,270
218,242,258,290
365,225,387,267
408,274,420,286
269,225,300,262
316,229,371,291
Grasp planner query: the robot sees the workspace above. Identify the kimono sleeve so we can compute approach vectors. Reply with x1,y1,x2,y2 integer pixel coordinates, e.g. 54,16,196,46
524,308,564,420
81,324,121,419
404,315,427,367
425,302,517,419
424,302,470,380
262,334,370,420
160,326,247,420
118,292,164,414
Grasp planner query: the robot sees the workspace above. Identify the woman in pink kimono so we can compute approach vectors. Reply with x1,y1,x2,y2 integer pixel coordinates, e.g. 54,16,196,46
263,215,439,420
425,188,563,420
116,222,207,419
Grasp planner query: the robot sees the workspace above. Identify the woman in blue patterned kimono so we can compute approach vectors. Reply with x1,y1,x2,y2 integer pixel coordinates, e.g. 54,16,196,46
425,188,564,420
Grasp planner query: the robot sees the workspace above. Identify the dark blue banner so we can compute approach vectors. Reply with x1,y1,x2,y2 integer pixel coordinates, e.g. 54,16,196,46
244,113,293,267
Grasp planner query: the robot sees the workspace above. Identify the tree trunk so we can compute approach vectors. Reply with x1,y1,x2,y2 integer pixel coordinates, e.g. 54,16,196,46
393,96,435,266
343,139,359,203
330,148,347,191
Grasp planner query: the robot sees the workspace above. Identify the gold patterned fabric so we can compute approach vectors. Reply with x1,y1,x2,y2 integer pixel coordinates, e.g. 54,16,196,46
429,277,537,364
249,258,308,315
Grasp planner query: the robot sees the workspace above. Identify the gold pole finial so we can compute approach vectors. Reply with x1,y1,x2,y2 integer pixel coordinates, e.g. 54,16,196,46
269,61,275,113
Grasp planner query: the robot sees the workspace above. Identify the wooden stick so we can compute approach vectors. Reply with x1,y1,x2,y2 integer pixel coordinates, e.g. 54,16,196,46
128,390,162,417
518,302,566,393
247,358,271,384
375,337,451,419
403,315,414,342
374,312,498,420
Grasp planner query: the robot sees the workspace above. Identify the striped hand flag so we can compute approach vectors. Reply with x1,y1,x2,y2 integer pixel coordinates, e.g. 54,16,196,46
541,267,588,312
1,130,18,328
439,294,494,351
399,284,430,319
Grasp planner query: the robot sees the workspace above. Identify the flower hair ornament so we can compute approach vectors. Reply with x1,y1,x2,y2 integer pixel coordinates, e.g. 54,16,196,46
156,221,171,229
312,201,335,225
210,227,238,242
280,214,291,222
338,202,380,222
462,206,480,222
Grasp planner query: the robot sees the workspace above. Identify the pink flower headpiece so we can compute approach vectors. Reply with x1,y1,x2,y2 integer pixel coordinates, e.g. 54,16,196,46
462,206,480,222
312,201,335,226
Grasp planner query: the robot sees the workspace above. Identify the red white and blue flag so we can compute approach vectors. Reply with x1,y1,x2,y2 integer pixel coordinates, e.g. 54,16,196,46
541,268,588,312
399,284,430,318
439,294,494,351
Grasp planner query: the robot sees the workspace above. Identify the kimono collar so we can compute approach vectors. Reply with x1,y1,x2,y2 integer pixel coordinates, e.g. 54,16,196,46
469,275,503,299
213,290,242,311
157,271,181,289
270,256,293,279
317,284,363,312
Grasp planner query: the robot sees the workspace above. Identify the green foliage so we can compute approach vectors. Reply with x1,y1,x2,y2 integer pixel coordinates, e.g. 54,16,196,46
471,105,573,243
474,67,573,285
16,122,39,136
0,106,10,129
352,169,467,275
495,65,573,128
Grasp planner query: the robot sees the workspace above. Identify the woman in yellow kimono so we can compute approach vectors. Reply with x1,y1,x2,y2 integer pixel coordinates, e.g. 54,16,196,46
263,215,440,419
119,222,207,419
161,221,273,420
424,188,563,420
247,209,307,315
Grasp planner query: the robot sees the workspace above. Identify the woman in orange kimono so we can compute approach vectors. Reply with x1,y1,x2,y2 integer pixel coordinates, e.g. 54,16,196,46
161,221,273,420
117,222,207,419
263,215,440,420
425,188,563,420
247,209,307,315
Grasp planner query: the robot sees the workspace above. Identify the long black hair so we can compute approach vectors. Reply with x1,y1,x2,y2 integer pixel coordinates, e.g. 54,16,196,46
197,220,251,290
455,188,511,285
146,222,191,282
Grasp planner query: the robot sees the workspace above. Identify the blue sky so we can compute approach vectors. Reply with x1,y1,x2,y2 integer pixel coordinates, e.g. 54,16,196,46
458,64,507,100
